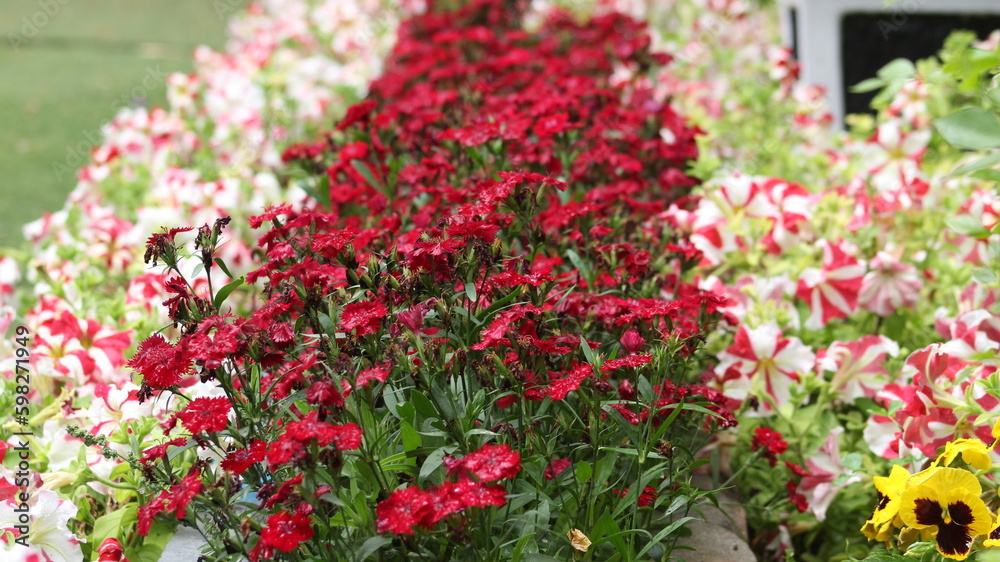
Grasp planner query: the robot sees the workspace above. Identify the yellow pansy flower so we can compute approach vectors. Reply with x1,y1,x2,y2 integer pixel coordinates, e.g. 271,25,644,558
937,439,994,471
862,464,911,543
985,519,1000,548
898,467,992,560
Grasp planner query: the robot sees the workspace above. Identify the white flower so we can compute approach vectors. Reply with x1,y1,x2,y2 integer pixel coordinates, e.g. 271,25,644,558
0,489,83,562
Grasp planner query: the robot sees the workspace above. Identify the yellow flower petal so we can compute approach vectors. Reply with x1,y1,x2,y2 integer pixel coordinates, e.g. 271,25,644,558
938,439,993,471
984,520,1000,548
867,464,912,529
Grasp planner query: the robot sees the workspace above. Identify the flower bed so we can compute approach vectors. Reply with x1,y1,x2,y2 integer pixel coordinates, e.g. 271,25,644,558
5,0,1000,561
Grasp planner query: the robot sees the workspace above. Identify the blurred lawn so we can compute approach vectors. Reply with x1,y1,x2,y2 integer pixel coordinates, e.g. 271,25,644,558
0,0,246,246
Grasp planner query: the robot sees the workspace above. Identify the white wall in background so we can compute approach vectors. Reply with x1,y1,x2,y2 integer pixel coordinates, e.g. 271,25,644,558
777,0,1000,127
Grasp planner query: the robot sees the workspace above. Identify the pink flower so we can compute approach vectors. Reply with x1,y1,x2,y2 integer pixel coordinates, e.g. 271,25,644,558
871,345,981,457
855,121,929,194
33,307,133,386
859,251,921,317
796,239,865,329
796,428,859,521
715,323,815,411
759,178,813,255
689,172,773,265
938,310,1000,361
817,335,900,402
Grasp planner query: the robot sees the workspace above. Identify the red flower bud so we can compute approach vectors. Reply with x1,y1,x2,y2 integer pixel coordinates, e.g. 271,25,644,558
98,538,129,562
620,329,646,354
397,307,424,332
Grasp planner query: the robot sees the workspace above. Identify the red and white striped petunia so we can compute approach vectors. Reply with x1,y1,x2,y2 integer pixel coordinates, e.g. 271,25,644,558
796,239,865,330
817,335,899,403
859,251,921,317
714,323,815,412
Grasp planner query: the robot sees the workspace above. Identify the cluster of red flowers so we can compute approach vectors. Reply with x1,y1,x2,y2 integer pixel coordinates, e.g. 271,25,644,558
752,426,789,466
376,444,521,534
136,467,202,536
751,427,810,512
126,0,734,557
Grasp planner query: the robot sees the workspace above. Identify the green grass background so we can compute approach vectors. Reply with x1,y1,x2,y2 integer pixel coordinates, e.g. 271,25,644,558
0,1,246,246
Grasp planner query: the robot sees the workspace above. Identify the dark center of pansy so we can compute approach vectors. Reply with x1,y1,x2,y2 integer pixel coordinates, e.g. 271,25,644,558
991,525,1000,541
936,521,973,558
875,492,888,511
948,501,974,526
913,498,944,526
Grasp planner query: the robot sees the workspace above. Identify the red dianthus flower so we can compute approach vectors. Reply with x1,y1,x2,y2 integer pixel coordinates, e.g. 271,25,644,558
375,486,433,534
752,426,788,466
340,300,388,336
127,334,193,389
447,444,521,482
222,440,267,475
260,509,314,552
177,397,232,434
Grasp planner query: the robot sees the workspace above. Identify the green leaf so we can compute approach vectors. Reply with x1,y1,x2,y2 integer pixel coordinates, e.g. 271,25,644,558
213,257,235,280
212,276,245,309
590,510,627,554
353,536,393,561
951,151,1000,176
297,178,330,211
317,312,337,338
418,446,453,485
131,520,178,562
849,77,884,93
972,169,1000,182
600,447,641,456
876,58,916,82
947,215,991,238
858,548,919,561
166,438,198,461
973,267,998,285
579,336,598,367
593,451,620,491
511,534,538,562
565,249,594,287
400,421,422,453
476,288,522,322
352,160,384,192
575,461,592,485
92,503,137,550
635,516,695,558
935,107,1000,150
842,452,863,471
